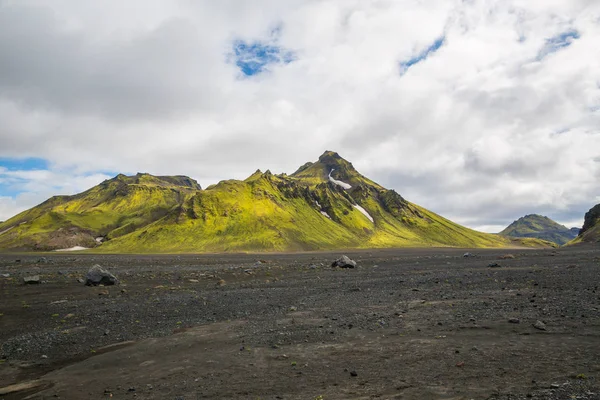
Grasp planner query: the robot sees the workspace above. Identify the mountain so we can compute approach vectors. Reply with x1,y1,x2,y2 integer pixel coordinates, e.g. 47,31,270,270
569,203,600,244
499,214,578,245
0,151,551,252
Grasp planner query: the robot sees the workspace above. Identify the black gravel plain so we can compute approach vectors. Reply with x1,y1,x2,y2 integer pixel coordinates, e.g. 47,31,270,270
0,246,599,399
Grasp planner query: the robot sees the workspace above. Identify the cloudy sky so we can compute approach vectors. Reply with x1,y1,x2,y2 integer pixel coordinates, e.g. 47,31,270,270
0,0,599,232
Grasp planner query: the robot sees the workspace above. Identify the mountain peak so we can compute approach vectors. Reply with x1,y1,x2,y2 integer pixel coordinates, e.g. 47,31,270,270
500,214,575,245
107,173,201,190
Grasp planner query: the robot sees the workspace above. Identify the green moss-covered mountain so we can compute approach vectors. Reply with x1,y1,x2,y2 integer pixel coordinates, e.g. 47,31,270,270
499,214,578,245
0,151,551,252
569,203,600,244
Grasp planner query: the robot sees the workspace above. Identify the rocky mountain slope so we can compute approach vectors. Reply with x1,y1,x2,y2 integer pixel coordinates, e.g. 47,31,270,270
0,151,550,252
500,214,578,245
570,203,600,244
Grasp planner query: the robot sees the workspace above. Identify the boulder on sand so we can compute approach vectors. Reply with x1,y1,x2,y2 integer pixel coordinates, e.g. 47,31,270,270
85,265,118,286
331,255,357,269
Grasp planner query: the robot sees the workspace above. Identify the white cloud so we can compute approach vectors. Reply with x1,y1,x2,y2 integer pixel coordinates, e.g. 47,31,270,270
0,0,599,230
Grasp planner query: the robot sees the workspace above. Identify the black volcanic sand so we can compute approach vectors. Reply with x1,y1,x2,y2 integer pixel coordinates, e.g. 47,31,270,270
0,246,599,399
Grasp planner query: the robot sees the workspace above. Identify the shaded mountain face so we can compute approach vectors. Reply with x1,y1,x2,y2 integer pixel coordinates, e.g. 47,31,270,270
499,214,577,245
0,152,551,252
573,203,600,244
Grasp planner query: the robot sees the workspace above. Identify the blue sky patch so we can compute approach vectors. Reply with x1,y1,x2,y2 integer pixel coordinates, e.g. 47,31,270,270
537,30,580,60
232,40,295,76
400,36,445,74
0,157,48,171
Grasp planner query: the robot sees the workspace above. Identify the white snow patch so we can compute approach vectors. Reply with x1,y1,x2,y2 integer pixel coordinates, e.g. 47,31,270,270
328,170,351,190
0,226,14,236
55,246,89,252
320,211,332,219
353,205,374,223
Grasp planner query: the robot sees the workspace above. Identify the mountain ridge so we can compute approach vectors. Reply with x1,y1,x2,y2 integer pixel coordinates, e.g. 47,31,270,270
0,151,552,252
499,214,578,245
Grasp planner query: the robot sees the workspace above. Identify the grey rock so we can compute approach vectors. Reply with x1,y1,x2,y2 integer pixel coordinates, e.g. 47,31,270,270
331,255,357,268
85,265,118,286
487,263,501,268
1,273,10,278
508,318,520,324
463,252,474,258
23,275,40,284
533,320,547,331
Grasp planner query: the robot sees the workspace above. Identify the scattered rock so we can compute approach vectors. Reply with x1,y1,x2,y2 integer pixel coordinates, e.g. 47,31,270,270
0,273,10,278
508,318,520,324
350,370,358,377
188,279,199,283
332,255,357,268
85,265,118,286
487,263,501,268
533,320,547,331
77,278,85,284
463,252,474,258
41,355,48,359
499,254,516,260
36,257,48,263
456,361,465,367
23,275,40,285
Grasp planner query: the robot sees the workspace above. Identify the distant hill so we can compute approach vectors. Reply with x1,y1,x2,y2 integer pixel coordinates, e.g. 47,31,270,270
499,214,578,245
570,204,600,244
0,151,552,253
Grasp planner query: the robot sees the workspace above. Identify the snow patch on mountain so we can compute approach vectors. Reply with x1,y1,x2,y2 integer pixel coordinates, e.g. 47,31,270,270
55,246,89,252
328,169,351,190
353,204,374,223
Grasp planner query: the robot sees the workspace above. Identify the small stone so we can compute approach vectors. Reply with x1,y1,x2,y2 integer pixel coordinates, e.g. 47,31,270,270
350,370,358,377
188,279,199,283
533,320,546,331
289,306,297,312
104,330,110,336
487,263,501,268
23,275,40,284
463,252,474,258
41,355,48,359
508,318,520,324
456,361,465,367
128,387,136,392
85,265,118,286
331,255,357,269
